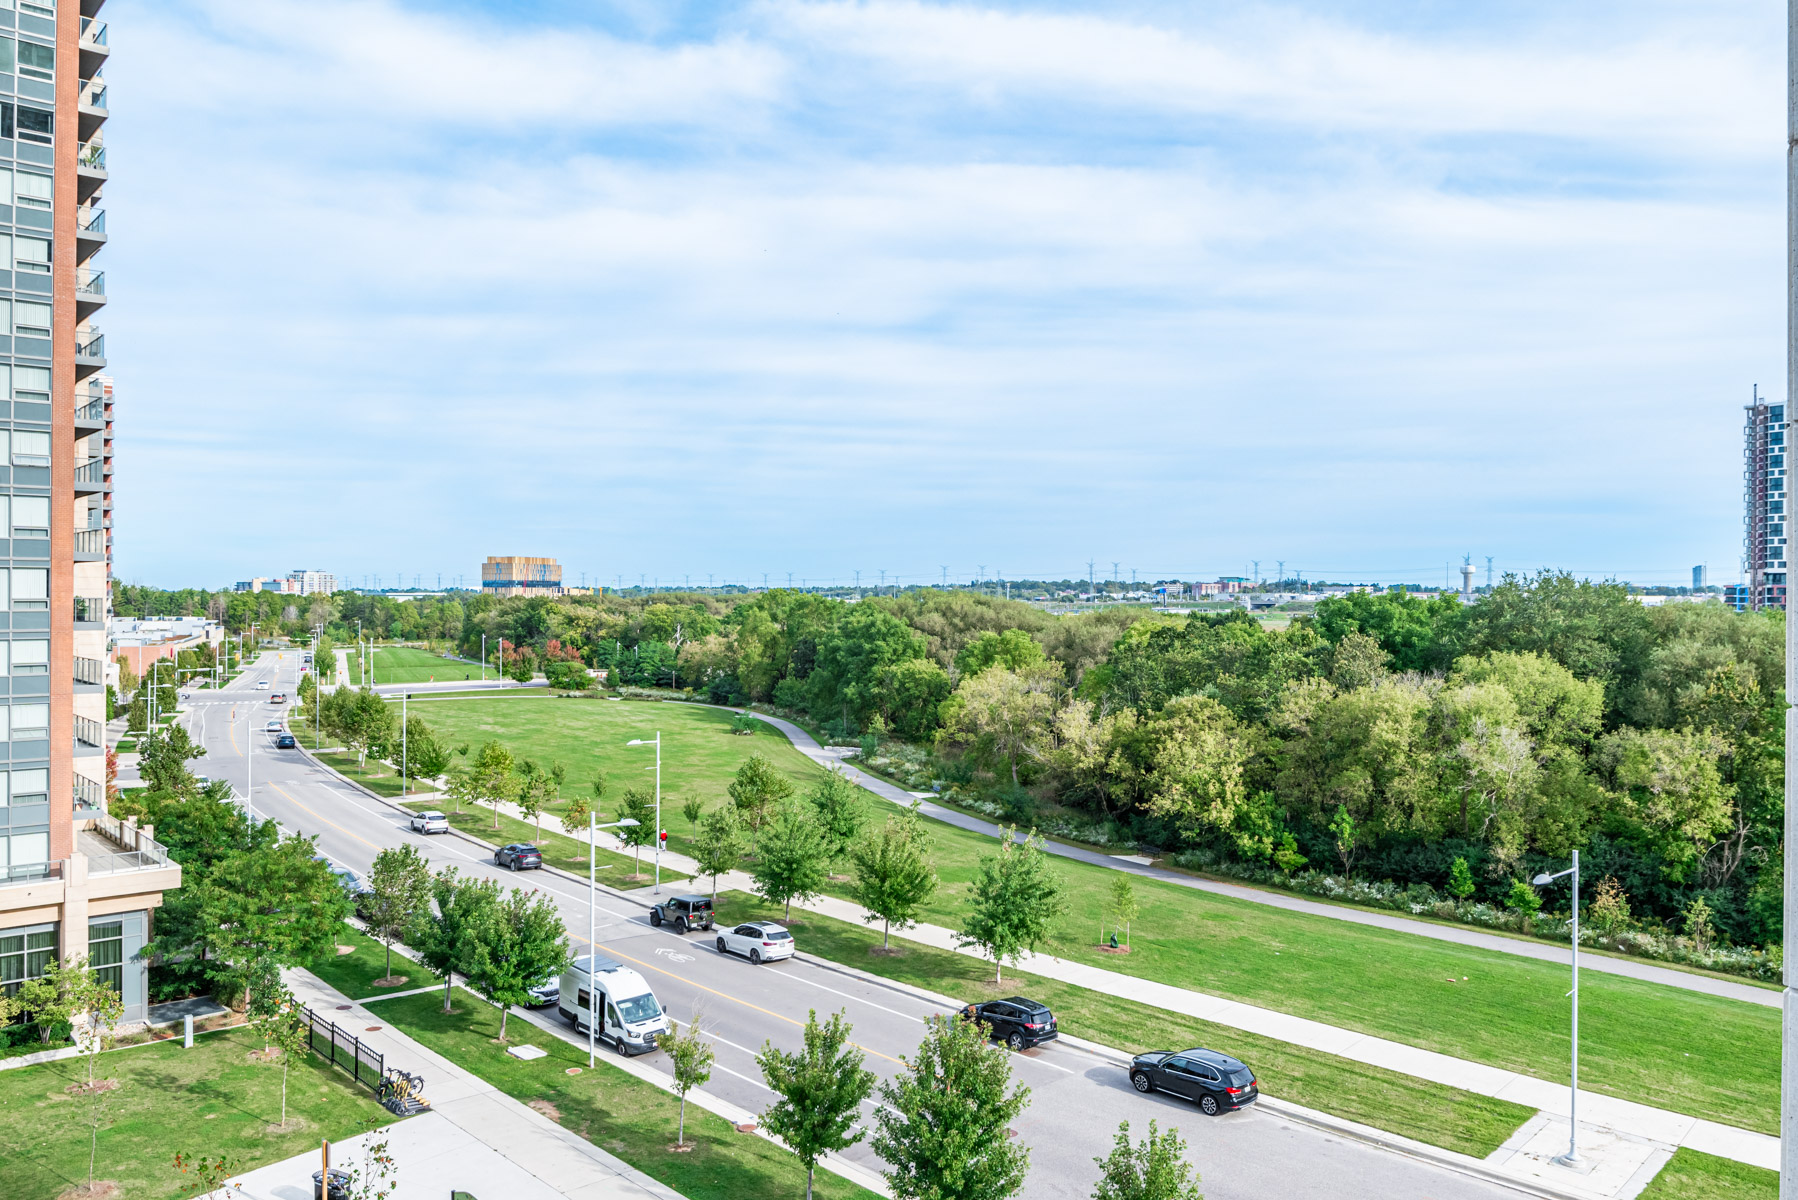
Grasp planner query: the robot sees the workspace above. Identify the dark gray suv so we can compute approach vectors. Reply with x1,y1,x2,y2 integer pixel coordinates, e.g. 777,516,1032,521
1129,1048,1258,1115
648,894,714,934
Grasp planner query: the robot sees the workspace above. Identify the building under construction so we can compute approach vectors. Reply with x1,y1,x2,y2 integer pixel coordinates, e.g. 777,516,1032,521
1743,389,1787,610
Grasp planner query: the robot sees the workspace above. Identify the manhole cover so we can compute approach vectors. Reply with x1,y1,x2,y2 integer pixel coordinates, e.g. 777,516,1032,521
565,1067,583,1075
335,1005,352,1011
365,1026,382,1032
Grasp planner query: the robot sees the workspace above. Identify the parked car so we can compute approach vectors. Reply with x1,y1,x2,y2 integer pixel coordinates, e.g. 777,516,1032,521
715,921,794,964
192,775,210,788
557,954,668,1055
409,810,449,835
960,997,1059,1050
1128,1049,1258,1115
275,734,297,749
647,893,714,934
528,972,560,1007
495,843,542,870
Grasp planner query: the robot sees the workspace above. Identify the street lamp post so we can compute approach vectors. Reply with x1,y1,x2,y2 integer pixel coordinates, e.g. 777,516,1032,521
1532,850,1580,1166
588,814,640,1066
626,735,662,893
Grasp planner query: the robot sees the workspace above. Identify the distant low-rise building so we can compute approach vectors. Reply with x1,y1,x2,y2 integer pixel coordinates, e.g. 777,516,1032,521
110,617,226,677
481,556,590,598
234,570,335,596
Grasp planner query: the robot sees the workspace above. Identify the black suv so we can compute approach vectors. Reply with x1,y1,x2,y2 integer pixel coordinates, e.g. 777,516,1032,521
1129,1048,1258,1115
961,997,1058,1050
495,843,543,871
648,894,715,934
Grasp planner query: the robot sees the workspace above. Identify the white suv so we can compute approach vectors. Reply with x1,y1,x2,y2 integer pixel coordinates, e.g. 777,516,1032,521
409,810,449,835
716,921,796,964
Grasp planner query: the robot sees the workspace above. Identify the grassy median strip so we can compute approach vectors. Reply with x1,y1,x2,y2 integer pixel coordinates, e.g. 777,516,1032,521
0,1026,390,1200
399,799,691,890
378,987,879,1200
714,893,1531,1158
1638,1148,1777,1200
819,815,1779,1133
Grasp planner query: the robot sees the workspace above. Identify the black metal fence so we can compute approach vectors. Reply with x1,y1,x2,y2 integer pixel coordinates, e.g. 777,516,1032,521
300,1004,384,1091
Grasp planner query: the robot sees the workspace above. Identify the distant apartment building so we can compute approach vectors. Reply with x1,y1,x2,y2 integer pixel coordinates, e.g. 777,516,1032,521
233,569,335,596
1692,565,1706,591
481,556,591,598
1744,391,1787,610
0,2,180,1028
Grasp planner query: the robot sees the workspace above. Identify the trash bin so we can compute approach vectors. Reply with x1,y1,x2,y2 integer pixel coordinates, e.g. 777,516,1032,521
311,1167,350,1199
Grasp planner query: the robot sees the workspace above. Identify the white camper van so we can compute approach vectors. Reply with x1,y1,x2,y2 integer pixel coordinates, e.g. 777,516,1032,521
556,954,668,1056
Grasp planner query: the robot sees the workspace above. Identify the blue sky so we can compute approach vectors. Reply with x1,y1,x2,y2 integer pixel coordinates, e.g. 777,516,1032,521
104,0,1781,590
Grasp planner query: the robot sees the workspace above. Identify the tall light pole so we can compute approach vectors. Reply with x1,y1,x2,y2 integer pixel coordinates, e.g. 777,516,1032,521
1532,851,1580,1166
626,735,662,893
481,633,486,683
1785,5,1798,1193
589,814,640,1066
401,691,408,797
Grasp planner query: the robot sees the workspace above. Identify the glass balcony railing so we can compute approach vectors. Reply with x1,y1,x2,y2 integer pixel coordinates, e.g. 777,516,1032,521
74,774,104,810
73,595,104,623
74,656,102,685
75,397,104,423
74,458,104,485
78,207,105,234
76,270,103,297
73,529,105,556
80,82,106,111
75,715,103,747
80,18,108,48
79,143,106,171
76,334,104,360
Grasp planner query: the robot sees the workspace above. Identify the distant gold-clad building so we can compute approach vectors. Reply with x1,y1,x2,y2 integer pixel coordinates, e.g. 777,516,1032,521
481,556,590,598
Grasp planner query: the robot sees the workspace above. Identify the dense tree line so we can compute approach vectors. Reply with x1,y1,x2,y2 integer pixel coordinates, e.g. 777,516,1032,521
116,574,1786,946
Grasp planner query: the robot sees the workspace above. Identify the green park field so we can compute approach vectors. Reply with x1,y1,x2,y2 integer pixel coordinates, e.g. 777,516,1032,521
366,645,486,684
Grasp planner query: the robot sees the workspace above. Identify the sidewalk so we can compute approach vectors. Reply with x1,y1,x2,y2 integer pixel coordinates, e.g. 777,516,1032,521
785,889,1778,1175
741,710,1776,1009
262,966,688,1200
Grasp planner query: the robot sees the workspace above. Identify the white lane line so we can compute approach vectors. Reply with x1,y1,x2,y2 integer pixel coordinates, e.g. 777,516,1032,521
770,961,940,1023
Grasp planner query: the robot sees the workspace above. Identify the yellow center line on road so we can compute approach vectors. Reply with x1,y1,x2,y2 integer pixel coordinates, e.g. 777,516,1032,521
268,782,383,852
564,930,905,1065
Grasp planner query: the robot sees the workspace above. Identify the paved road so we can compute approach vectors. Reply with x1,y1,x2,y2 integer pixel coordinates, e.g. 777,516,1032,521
184,654,1525,1200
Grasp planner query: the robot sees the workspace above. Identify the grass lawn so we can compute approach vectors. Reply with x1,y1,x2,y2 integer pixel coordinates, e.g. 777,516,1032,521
369,646,487,684
832,811,1779,1133
378,987,879,1200
1638,1148,1776,1200
400,799,691,890
714,893,1531,1158
312,749,434,798
308,922,441,999
0,1025,392,1200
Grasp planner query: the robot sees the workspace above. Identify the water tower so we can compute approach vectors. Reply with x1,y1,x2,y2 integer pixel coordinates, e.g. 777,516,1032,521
1460,556,1476,602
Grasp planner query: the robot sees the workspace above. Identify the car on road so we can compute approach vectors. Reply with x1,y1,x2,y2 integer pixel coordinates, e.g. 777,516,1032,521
557,954,668,1055
409,810,449,835
257,681,270,690
647,893,714,934
495,843,542,870
960,997,1059,1050
1128,1048,1258,1115
266,719,284,733
270,693,286,704
275,734,297,749
715,921,794,964
528,973,560,1006
193,775,210,788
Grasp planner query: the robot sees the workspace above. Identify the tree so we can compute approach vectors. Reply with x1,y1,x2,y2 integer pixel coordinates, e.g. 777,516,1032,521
954,629,1048,679
406,714,451,782
1108,876,1138,949
199,836,351,1004
1506,879,1542,920
758,1008,877,1200
1446,856,1476,900
729,753,796,852
515,759,554,839
808,769,864,870
53,957,123,1087
1090,1120,1204,1200
681,794,706,831
940,665,1059,786
470,741,516,831
848,804,938,949
753,800,829,920
663,1013,716,1148
443,765,476,816
365,845,433,982
138,723,206,794
1327,805,1359,877
414,869,501,1013
1587,875,1630,934
560,794,592,838
691,803,747,903
618,787,659,878
873,1014,1031,1200
957,828,1065,983
248,983,311,1128
462,885,570,1040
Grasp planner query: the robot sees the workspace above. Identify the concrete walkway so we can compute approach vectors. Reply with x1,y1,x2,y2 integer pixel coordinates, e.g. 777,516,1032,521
736,710,1776,1009
786,888,1777,1174
262,966,689,1200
